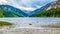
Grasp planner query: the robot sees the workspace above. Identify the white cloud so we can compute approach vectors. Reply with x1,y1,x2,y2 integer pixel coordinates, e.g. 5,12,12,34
6,0,36,11
0,0,8,4
19,6,35,11
12,4,35,11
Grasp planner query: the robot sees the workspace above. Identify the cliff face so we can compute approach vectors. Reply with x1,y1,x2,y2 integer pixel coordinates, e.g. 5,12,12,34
47,0,60,10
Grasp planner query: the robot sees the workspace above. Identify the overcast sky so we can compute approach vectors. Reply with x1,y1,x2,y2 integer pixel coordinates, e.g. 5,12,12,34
0,0,57,12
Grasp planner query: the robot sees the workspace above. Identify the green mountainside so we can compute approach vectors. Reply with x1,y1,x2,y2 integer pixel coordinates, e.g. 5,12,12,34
30,7,60,17
0,5,23,17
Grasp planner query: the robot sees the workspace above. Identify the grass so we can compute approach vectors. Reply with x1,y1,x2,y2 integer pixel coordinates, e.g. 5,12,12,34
0,21,12,26
30,7,60,17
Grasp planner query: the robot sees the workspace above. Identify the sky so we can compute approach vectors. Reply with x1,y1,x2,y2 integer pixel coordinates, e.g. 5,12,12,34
0,0,57,13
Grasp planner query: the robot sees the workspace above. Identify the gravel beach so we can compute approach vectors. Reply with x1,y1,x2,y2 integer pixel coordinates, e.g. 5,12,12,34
0,17,60,34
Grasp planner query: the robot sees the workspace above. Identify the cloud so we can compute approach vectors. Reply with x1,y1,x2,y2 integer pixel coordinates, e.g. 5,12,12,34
0,0,8,4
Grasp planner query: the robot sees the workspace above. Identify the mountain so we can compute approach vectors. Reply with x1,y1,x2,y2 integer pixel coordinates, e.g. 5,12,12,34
0,0,57,13
0,5,25,17
0,0,57,17
30,6,60,17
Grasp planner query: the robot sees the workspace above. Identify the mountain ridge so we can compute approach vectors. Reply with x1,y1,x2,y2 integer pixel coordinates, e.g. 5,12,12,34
0,4,29,17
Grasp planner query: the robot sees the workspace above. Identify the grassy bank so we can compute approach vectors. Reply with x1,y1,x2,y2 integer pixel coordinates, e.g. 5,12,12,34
0,21,12,26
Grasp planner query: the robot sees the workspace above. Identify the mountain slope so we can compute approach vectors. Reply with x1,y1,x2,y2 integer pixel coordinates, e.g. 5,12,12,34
0,5,24,17
30,7,60,17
